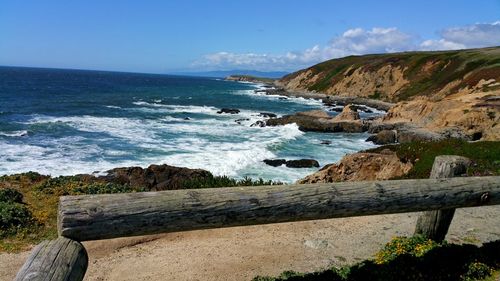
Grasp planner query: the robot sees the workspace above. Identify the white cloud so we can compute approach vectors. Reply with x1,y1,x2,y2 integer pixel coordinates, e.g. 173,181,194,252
419,39,466,51
193,21,500,71
420,21,500,50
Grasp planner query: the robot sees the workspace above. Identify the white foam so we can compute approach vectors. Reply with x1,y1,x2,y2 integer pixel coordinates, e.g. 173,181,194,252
132,101,219,114
235,89,325,108
0,130,28,137
104,105,122,109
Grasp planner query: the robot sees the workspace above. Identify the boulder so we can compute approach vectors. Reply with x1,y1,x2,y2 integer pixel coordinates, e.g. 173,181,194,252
259,112,277,118
298,150,412,183
332,104,360,122
250,120,266,127
217,108,240,114
263,159,287,167
285,159,320,168
366,130,397,145
99,164,212,191
397,129,445,143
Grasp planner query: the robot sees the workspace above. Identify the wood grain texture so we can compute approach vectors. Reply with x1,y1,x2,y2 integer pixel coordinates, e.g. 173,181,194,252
58,176,500,241
14,237,88,281
414,155,471,241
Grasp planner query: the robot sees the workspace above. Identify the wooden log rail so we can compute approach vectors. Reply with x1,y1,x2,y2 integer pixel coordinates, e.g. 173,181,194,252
14,237,87,281
15,156,500,281
58,176,500,242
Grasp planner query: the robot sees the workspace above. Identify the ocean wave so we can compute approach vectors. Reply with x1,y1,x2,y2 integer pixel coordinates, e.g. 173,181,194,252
132,101,219,114
235,89,325,107
0,130,29,137
104,105,122,109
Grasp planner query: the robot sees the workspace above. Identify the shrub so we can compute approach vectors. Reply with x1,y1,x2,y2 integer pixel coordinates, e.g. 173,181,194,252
0,202,34,235
462,262,494,281
33,176,144,195
180,175,282,189
0,188,24,204
374,235,440,264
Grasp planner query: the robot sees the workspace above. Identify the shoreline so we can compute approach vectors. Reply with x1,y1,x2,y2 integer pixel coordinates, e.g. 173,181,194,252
250,80,395,111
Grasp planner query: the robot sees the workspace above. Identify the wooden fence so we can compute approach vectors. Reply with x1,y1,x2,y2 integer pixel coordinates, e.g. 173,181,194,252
14,156,500,281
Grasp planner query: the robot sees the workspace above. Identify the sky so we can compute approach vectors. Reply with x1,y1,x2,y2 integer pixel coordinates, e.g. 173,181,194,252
1,0,499,74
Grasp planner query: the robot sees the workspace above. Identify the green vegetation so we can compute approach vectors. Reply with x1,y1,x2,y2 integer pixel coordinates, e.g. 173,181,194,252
180,175,282,189
0,188,36,238
253,236,500,281
33,176,146,196
0,172,281,252
368,139,500,179
284,46,500,102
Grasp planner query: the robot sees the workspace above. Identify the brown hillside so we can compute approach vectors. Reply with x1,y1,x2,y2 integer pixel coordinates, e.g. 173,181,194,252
278,47,500,103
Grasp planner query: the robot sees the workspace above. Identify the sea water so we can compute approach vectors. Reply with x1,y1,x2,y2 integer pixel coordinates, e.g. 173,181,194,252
0,66,377,182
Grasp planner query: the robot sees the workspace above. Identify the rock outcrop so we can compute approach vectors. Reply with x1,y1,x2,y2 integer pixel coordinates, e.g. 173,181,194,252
298,149,412,183
266,108,369,133
382,92,500,141
99,164,213,191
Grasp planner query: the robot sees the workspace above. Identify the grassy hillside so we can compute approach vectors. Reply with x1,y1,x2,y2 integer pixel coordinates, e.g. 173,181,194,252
280,47,500,102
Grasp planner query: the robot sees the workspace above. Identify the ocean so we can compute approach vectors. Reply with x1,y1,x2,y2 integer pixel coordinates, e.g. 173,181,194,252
0,66,377,183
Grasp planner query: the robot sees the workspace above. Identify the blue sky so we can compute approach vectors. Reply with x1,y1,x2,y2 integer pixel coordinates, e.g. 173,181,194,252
1,0,499,73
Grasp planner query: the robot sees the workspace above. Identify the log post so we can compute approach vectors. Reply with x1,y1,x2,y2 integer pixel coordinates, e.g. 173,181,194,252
414,155,471,242
57,176,499,242
14,237,88,281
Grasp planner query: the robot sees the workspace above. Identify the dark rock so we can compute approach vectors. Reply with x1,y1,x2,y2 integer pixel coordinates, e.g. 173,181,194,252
350,105,374,113
183,117,191,120
235,118,250,124
286,159,320,168
320,140,332,145
366,130,397,145
263,159,286,167
217,108,240,114
99,164,212,191
250,120,266,127
472,132,483,141
329,107,343,112
278,97,288,100
259,112,277,118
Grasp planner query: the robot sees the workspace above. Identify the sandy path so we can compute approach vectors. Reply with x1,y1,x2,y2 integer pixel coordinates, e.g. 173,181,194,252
2,206,499,281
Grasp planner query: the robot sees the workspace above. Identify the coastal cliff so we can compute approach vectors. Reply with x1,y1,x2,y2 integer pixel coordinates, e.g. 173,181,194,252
276,46,500,141
278,47,500,102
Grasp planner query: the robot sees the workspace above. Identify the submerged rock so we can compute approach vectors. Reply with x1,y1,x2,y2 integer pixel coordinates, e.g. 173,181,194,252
250,120,266,127
263,159,287,167
217,108,240,114
259,112,277,118
235,118,250,124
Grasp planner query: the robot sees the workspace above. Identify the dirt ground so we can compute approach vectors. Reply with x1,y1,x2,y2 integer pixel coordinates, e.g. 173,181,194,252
2,206,499,281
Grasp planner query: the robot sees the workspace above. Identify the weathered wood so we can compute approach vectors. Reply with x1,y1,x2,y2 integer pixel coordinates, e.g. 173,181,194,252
58,176,500,242
14,237,88,281
414,155,471,241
